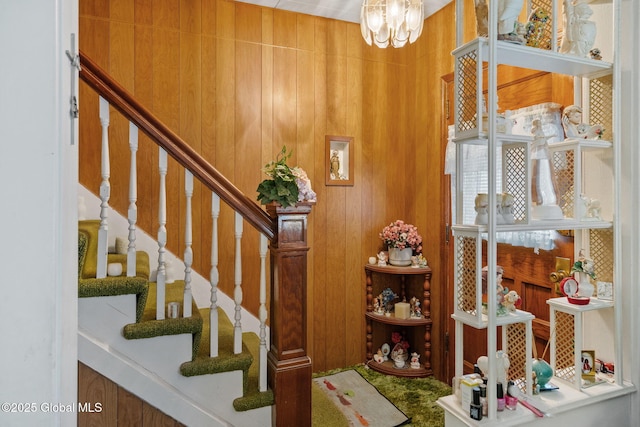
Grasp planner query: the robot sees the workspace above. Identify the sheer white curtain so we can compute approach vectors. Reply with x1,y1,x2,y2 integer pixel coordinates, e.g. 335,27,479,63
446,125,556,252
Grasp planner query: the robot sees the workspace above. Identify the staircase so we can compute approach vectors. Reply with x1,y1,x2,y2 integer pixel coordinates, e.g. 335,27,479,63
77,51,314,426
78,217,269,426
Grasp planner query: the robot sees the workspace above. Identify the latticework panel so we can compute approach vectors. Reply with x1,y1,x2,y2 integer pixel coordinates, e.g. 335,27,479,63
553,150,575,217
456,236,477,314
506,323,528,391
589,75,613,140
529,0,554,50
554,311,576,382
456,50,478,134
503,145,528,222
590,228,614,283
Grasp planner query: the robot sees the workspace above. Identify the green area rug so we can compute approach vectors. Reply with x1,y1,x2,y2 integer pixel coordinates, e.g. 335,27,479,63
313,364,451,427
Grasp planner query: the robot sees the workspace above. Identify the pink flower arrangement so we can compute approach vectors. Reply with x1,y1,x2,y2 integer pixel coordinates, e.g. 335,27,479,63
391,332,410,350
379,220,423,252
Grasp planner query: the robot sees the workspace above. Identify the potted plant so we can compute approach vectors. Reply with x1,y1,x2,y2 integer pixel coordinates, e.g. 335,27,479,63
256,146,316,208
379,220,423,266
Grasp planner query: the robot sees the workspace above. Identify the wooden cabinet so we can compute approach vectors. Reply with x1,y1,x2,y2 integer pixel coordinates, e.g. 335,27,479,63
364,264,432,378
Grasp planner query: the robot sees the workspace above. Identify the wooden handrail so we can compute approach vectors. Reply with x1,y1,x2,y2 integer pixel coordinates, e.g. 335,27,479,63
78,50,276,241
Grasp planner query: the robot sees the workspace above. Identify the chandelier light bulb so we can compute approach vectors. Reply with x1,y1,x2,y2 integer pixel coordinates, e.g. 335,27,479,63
361,0,424,48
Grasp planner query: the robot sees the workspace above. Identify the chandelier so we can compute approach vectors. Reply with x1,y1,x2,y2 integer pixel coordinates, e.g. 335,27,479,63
360,0,424,48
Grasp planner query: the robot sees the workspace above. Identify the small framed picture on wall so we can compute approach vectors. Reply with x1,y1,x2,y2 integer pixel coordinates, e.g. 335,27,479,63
325,135,354,186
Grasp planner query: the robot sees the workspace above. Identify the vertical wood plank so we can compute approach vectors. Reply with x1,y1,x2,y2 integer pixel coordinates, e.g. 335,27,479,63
344,48,364,366
215,33,236,297
312,23,328,368
235,2,261,43
180,0,201,34
180,29,202,265
236,38,262,312
78,362,117,426
111,0,134,23
117,387,142,427
153,26,182,255
273,9,297,49
109,20,135,214
142,401,179,427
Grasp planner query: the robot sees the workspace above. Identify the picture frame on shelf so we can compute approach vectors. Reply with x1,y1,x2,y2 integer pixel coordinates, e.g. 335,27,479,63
581,350,596,381
325,135,354,186
597,281,613,300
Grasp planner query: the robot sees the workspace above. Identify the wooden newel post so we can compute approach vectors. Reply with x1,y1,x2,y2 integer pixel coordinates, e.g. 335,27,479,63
266,202,314,426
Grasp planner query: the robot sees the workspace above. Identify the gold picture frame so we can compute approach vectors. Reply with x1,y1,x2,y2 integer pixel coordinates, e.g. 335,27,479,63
325,135,354,186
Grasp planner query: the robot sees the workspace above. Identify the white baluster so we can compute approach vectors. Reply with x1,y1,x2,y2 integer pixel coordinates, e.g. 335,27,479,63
210,194,220,357
234,212,243,354
183,170,193,318
96,96,110,279
258,233,268,392
127,122,138,277
156,148,168,320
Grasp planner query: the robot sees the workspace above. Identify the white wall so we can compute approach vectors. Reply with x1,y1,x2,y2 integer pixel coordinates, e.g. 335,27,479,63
0,1,78,426
618,0,640,423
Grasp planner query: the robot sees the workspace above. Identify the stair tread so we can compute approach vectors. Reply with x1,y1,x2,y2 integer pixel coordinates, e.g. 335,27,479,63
123,281,202,360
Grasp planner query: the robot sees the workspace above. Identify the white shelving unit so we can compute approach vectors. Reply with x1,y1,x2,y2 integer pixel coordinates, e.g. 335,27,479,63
440,0,627,425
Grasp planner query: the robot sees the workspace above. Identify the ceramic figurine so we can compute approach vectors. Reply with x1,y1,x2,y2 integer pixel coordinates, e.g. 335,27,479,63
531,118,564,220
478,351,510,387
561,0,596,58
330,150,341,179
377,251,387,266
496,194,506,225
373,348,384,363
562,105,604,139
590,48,602,60
409,296,422,318
474,193,489,225
410,352,421,369
501,193,516,224
580,194,602,220
502,290,521,312
292,167,317,202
497,0,524,41
411,255,419,268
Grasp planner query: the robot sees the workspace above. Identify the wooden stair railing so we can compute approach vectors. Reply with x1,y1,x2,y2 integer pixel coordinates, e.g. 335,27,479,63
79,50,311,426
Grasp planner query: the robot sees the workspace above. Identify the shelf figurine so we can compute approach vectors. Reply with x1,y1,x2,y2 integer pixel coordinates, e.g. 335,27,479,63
477,351,510,388
497,0,524,42
562,105,604,139
474,193,489,225
531,118,564,220
377,251,387,267
580,194,602,221
409,296,422,318
501,193,516,224
502,290,521,312
410,352,421,369
560,0,596,58
373,348,384,363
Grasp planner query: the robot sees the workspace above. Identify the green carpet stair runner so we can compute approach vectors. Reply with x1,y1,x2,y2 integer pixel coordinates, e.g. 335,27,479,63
78,220,273,412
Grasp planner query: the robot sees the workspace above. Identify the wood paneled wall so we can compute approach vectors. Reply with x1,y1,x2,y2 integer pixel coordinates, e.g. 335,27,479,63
78,0,461,378
78,362,184,426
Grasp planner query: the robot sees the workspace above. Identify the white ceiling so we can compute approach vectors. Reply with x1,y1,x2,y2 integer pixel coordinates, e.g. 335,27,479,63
235,0,452,24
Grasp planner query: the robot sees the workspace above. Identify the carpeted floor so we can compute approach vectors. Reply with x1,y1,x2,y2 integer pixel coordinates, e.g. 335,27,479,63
313,364,451,427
